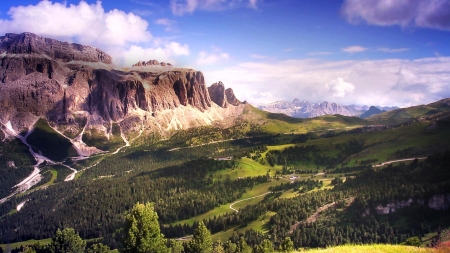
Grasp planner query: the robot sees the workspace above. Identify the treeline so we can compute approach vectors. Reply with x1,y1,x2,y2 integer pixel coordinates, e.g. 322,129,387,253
0,158,269,243
265,139,365,169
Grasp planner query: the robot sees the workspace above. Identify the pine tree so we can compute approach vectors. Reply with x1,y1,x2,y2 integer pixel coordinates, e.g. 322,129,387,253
87,243,110,253
48,228,86,253
280,237,294,253
187,222,213,253
121,202,169,253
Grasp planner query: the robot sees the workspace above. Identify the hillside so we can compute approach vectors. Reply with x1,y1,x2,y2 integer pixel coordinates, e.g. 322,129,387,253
366,98,450,125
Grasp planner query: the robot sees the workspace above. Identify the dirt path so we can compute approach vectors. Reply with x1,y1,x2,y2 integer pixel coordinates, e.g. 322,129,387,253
289,197,355,233
229,192,272,213
372,157,427,167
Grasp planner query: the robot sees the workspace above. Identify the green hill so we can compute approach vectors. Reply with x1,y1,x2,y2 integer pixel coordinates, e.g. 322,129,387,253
367,98,450,125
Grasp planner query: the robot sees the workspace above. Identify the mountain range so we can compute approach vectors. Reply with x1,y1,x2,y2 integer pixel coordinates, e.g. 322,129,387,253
256,99,397,118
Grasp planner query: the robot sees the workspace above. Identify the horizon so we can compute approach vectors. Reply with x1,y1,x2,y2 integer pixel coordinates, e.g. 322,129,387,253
1,0,449,107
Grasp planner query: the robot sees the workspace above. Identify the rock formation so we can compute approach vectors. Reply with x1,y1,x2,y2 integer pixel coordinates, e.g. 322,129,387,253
0,33,245,143
208,81,241,108
132,60,173,67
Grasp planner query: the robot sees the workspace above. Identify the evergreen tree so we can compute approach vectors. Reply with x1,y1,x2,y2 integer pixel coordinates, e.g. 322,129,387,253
121,202,169,253
86,243,110,253
187,222,213,253
223,240,237,253
254,239,274,253
213,240,225,253
280,237,294,253
48,228,86,253
236,237,251,253
166,239,184,253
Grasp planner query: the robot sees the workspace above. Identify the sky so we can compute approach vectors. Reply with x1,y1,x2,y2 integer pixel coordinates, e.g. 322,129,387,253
0,0,450,107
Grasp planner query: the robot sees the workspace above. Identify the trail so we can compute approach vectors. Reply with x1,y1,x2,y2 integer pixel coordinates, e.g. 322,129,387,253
372,157,427,167
229,192,272,213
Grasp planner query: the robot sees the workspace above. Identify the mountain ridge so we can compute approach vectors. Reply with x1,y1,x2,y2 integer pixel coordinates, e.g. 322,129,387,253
256,99,398,118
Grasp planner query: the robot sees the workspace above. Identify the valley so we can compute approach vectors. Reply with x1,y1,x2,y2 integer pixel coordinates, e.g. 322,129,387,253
0,32,449,252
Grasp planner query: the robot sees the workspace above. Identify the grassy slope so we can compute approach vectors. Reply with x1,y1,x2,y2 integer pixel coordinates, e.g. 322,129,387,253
243,105,368,134
367,98,450,125
26,119,77,161
299,244,433,253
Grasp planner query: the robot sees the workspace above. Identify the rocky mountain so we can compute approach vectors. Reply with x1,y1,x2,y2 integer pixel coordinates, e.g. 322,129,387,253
257,99,397,118
360,106,385,119
0,32,245,155
208,81,243,108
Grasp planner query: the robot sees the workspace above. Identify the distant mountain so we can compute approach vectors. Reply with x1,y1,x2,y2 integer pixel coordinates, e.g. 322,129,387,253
256,99,397,118
360,106,385,119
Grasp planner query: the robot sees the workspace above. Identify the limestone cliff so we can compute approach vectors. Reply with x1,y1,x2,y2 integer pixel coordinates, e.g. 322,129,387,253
0,33,245,147
208,81,242,108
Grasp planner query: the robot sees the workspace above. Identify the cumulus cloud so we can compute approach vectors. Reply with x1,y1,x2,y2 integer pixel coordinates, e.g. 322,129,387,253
203,57,450,107
341,45,368,53
326,78,355,97
170,0,259,16
122,43,189,66
155,18,178,32
342,0,450,31
196,50,230,65
0,1,188,66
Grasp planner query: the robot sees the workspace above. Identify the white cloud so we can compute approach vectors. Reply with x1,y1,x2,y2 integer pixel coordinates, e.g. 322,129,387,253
249,0,258,9
342,0,450,31
378,47,411,53
170,0,259,16
197,51,230,65
0,1,189,66
155,18,178,32
250,54,268,59
308,51,334,56
123,42,189,66
326,78,355,97
203,57,450,107
342,45,368,53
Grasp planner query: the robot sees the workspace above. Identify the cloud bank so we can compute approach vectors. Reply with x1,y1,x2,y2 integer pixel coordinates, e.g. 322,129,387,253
204,57,450,107
170,0,259,16
342,0,450,31
0,0,189,66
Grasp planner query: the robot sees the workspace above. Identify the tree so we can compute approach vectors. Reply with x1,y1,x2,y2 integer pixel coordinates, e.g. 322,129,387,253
212,240,225,253
404,236,421,247
280,237,294,253
121,202,169,253
254,239,274,253
48,228,86,253
223,240,236,253
236,237,251,253
187,222,213,253
166,239,184,253
87,243,110,253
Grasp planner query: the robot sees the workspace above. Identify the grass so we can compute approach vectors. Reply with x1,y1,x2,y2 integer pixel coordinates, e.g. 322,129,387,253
174,180,284,226
26,119,77,161
0,238,52,251
213,157,281,180
298,244,434,253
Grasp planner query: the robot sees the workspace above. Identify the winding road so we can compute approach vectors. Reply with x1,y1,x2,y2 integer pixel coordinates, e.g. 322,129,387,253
229,192,272,213
372,157,427,167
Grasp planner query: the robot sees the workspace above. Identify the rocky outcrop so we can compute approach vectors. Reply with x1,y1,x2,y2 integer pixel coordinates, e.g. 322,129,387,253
132,60,173,67
0,33,111,64
208,81,241,108
0,32,243,139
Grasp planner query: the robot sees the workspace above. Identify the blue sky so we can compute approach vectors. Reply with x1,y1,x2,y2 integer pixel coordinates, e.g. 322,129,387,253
1,0,450,106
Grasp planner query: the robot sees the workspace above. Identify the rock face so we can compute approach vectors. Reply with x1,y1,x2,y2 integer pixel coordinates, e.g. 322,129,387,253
0,33,244,139
132,60,173,67
0,32,111,64
257,99,397,118
208,81,241,108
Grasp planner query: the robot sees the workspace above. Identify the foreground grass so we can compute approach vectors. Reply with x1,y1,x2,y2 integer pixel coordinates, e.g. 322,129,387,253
300,244,433,253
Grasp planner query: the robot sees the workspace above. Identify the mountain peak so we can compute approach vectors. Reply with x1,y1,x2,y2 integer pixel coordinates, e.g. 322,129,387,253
132,60,173,68
0,32,112,64
208,82,241,108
